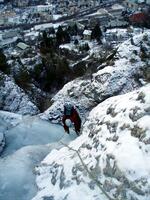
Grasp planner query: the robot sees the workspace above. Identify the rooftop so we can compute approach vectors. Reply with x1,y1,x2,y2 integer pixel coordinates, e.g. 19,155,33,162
17,42,29,50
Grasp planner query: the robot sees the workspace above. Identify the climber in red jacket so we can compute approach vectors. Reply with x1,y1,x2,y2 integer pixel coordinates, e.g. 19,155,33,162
62,102,81,136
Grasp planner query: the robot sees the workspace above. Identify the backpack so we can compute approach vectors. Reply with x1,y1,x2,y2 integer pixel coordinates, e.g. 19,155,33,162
64,103,73,116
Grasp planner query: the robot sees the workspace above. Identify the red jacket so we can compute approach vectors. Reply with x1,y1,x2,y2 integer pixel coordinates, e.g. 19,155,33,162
62,106,81,134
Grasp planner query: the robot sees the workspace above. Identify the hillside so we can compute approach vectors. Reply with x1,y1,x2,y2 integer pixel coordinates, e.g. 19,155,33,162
42,31,150,121
31,32,150,200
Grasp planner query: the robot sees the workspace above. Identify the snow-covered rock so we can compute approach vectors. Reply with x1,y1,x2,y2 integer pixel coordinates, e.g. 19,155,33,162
42,31,150,121
0,132,5,154
33,84,150,200
0,74,39,115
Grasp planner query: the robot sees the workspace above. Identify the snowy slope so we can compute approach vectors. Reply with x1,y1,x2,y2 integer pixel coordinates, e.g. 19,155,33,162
42,31,150,121
0,73,39,115
33,84,150,200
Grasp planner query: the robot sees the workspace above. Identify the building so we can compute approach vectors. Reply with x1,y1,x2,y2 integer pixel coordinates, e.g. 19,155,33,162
106,19,129,28
16,42,30,50
109,4,125,18
13,0,30,7
124,0,150,10
30,5,53,13
83,30,92,40
0,10,17,26
24,31,39,42
129,12,149,26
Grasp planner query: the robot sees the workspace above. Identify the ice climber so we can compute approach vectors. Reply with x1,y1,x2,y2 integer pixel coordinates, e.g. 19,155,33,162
62,102,81,136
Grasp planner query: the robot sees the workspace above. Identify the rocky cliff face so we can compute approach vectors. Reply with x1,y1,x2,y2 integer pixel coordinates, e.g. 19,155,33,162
42,32,150,122
0,73,39,115
33,84,150,200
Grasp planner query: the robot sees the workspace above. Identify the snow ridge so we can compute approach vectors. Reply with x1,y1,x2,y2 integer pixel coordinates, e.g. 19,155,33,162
33,84,150,200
